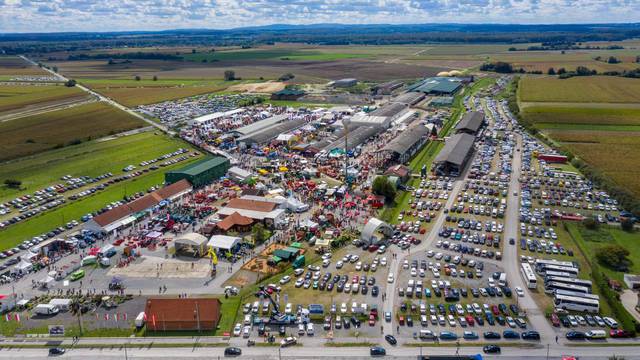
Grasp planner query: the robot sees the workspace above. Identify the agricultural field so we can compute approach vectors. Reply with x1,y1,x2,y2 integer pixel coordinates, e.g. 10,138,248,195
0,131,191,202
518,76,640,197
0,83,90,116
0,101,146,161
79,78,241,107
0,56,49,77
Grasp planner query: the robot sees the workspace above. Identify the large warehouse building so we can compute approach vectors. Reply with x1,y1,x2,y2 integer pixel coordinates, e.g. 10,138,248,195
433,133,476,177
165,157,230,188
408,77,464,95
349,103,409,129
380,123,430,164
455,111,485,135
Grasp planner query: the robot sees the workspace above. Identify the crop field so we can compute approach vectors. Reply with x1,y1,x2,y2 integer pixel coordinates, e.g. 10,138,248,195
0,101,145,161
0,131,194,202
0,56,49,76
182,48,375,62
522,106,640,126
519,76,640,103
79,78,240,106
0,84,89,114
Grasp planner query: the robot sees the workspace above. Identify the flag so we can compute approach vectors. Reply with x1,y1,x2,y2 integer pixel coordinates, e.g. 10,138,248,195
95,314,99,320
123,313,127,321
152,314,156,328
104,314,109,321
15,314,20,322
4,314,9,322
114,313,118,322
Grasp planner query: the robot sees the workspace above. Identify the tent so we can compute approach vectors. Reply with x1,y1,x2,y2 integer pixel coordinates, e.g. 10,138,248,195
39,276,55,288
146,231,163,239
13,260,32,274
174,233,208,257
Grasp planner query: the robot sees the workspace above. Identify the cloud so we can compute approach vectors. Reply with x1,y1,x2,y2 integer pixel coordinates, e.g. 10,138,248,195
0,0,638,32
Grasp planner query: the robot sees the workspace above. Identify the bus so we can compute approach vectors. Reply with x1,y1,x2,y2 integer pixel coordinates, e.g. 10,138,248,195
545,281,590,295
535,259,576,268
554,294,599,313
554,289,600,301
544,276,592,289
536,264,579,276
520,263,537,289
544,270,577,279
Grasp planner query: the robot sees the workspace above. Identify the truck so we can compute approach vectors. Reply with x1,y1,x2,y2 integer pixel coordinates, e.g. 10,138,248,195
34,304,59,316
498,273,507,287
99,244,117,258
135,312,146,328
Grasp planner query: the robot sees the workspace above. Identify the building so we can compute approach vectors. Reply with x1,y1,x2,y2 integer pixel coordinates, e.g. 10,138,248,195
145,298,221,331
380,123,430,164
84,179,194,233
236,118,306,147
331,78,357,88
208,235,242,254
174,233,208,257
349,103,409,129
430,96,454,107
217,198,285,228
270,88,305,101
190,109,245,126
408,77,464,95
230,114,289,138
455,111,485,135
433,133,476,176
390,92,425,106
215,211,253,232
165,157,230,188
373,80,403,95
384,164,412,183
227,166,253,183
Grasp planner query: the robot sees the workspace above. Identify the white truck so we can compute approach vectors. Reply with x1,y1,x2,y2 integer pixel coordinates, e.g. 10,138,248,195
34,304,59,316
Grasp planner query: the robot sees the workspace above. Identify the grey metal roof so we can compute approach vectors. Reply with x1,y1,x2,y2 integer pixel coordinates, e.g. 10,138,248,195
434,133,476,166
237,118,306,145
324,126,381,151
232,114,288,136
370,103,407,117
382,124,430,155
455,111,484,134
391,92,425,106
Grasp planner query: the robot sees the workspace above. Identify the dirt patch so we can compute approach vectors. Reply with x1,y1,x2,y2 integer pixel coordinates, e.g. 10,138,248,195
242,257,279,275
227,81,285,93
224,269,259,288
259,243,286,257
109,256,211,278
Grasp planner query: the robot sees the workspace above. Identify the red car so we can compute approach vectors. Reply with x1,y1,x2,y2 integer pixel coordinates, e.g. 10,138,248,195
369,314,376,326
465,315,475,326
550,313,560,327
491,305,500,316
610,329,633,338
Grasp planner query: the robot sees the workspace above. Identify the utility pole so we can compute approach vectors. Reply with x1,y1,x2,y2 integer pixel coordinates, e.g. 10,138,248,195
546,343,550,360
124,341,128,360
195,302,201,333
342,118,350,187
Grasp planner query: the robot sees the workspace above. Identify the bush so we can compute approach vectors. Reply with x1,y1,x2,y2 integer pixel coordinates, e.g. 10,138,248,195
224,70,236,81
595,244,631,271
621,219,635,232
3,179,21,189
372,176,396,202
583,217,599,230
592,263,638,335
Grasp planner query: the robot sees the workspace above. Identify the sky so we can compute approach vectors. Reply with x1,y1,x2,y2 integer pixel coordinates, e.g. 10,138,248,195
0,0,639,33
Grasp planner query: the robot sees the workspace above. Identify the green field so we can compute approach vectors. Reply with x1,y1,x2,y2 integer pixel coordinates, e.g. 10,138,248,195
0,101,146,161
182,49,372,63
0,131,194,203
0,56,49,76
535,123,640,131
0,84,88,114
523,106,640,126
519,76,640,103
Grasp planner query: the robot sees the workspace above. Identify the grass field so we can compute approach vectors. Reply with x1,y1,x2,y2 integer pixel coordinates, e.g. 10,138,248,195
522,106,640,126
0,101,146,161
0,84,88,114
519,76,640,103
182,49,373,63
0,56,49,76
0,131,192,203
79,78,243,106
0,142,202,250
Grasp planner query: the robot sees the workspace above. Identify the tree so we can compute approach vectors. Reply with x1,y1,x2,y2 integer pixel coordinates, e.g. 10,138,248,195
608,56,620,64
3,179,21,189
153,75,158,81
596,244,631,271
278,73,295,81
64,79,76,87
557,67,567,74
224,70,236,81
547,68,556,75
134,75,141,81
583,217,599,230
621,219,635,232
372,176,396,202
252,223,266,244
52,66,58,72
191,49,197,54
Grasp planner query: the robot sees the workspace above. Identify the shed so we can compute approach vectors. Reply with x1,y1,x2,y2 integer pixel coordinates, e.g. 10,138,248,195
165,157,230,188
174,233,208,257
273,249,296,261
145,297,221,331
455,111,485,135
208,235,242,253
433,133,476,176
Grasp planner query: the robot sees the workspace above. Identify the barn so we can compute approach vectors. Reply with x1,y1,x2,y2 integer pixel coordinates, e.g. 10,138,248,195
165,157,230,188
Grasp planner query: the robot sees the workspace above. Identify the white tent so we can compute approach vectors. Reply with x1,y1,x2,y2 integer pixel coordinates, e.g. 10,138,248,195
208,235,241,252
13,260,32,274
39,276,55,288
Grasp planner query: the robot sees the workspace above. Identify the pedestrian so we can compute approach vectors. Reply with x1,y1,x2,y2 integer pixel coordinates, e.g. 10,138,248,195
396,325,399,334
555,335,558,343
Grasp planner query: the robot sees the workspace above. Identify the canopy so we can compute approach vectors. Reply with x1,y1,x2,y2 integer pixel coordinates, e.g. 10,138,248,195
146,231,163,239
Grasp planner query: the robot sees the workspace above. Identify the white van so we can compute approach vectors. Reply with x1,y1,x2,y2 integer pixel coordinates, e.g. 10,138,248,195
244,314,252,325
306,323,314,336
298,323,306,335
34,304,59,316
586,330,606,339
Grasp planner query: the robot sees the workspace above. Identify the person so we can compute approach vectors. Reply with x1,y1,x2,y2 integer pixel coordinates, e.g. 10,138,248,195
555,335,558,343
396,325,399,334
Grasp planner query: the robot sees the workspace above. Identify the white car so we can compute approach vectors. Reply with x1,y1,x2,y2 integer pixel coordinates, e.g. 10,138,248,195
426,250,435,257
242,325,251,338
340,303,348,314
387,273,395,283
515,287,525,297
355,261,362,271
603,317,619,329
233,323,242,336
294,268,304,276
336,261,344,269
285,303,293,314
280,275,291,284
410,268,417,277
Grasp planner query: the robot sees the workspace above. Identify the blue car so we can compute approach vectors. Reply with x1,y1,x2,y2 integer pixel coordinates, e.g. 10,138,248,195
463,331,479,340
503,330,520,339
439,331,458,340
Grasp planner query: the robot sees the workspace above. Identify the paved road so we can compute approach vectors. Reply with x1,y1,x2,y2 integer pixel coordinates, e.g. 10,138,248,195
19,56,172,135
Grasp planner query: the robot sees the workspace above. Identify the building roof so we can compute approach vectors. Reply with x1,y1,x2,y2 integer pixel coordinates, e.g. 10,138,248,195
155,179,193,199
208,235,242,250
228,166,252,180
92,204,133,227
217,207,285,221
455,111,484,134
382,123,430,155
192,108,245,124
237,117,306,145
369,103,408,117
273,88,305,96
167,157,229,177
409,77,463,94
390,92,425,106
226,198,277,213
145,297,221,325
384,164,411,178
232,114,289,137
128,193,163,213
323,126,381,151
175,232,208,246
216,212,253,231
434,133,476,166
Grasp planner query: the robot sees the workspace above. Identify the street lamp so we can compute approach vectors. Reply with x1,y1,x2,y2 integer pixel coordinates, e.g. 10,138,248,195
342,118,351,186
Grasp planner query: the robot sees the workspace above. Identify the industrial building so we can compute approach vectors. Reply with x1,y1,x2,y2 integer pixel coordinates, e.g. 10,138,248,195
323,126,380,152
270,88,305,101
216,198,286,228
330,78,357,88
430,96,454,107
373,80,403,95
190,109,246,126
380,123,431,164
455,111,485,135
145,297,221,331
349,103,409,129
165,157,230,188
390,92,426,106
408,77,464,95
230,114,289,138
236,117,306,146
433,133,476,176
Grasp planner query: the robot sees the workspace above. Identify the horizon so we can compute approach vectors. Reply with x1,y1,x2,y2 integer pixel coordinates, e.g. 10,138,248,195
1,0,640,33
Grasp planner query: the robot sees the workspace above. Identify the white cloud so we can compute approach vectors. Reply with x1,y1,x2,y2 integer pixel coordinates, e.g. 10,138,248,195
0,0,638,32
